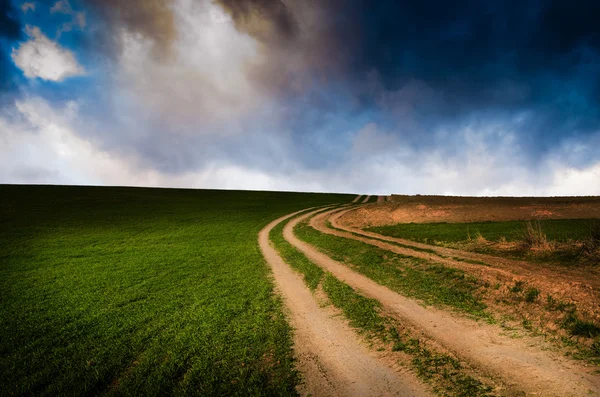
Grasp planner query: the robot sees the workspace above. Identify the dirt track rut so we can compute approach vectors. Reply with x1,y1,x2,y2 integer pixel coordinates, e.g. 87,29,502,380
259,210,431,397
329,207,600,314
286,208,600,397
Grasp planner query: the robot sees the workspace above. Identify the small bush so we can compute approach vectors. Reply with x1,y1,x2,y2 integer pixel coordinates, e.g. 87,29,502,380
525,287,540,303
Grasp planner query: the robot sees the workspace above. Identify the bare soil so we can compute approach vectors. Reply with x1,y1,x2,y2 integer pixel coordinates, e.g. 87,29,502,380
259,211,432,397
341,195,600,227
288,208,600,396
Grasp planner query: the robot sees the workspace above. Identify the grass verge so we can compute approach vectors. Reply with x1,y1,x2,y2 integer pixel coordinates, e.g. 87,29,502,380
295,220,489,319
368,219,600,266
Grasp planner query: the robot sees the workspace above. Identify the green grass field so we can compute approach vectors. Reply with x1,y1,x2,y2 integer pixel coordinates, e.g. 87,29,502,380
368,219,599,244
368,219,600,265
0,185,351,396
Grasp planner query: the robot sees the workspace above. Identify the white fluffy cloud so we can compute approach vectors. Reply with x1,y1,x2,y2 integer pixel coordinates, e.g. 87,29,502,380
115,0,263,129
2,97,600,196
11,26,85,82
0,97,324,191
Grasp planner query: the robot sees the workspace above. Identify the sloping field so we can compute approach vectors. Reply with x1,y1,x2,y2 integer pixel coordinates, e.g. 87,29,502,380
5,187,600,396
0,185,351,396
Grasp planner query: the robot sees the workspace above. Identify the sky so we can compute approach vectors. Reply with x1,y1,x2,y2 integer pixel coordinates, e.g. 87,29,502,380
1,0,599,195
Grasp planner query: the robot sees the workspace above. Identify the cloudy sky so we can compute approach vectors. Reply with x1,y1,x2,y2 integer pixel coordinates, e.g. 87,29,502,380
1,0,599,195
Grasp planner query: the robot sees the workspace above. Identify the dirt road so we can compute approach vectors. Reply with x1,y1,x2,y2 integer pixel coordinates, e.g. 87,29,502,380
285,208,600,396
351,195,361,203
327,206,600,318
377,195,386,203
362,195,371,203
258,210,432,397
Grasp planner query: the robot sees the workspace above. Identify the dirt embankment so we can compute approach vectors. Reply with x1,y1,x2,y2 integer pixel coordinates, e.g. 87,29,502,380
342,195,600,227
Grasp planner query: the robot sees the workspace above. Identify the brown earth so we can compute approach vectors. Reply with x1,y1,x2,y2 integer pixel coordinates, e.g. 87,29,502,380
259,210,432,397
341,195,600,227
329,203,600,356
288,208,600,396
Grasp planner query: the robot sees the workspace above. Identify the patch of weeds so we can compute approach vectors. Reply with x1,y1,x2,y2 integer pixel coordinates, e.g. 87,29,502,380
510,281,525,294
390,330,494,397
321,274,386,335
518,221,552,252
579,222,600,265
546,295,577,313
571,320,600,338
592,338,600,357
522,318,533,330
524,288,540,303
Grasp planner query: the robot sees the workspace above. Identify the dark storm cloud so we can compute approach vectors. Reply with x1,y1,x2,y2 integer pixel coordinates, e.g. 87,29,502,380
252,0,600,166
0,0,23,94
208,1,599,153
216,0,298,44
84,0,176,57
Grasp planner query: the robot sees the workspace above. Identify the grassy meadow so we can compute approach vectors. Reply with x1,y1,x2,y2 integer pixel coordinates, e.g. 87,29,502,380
368,219,599,244
0,185,351,396
368,219,600,265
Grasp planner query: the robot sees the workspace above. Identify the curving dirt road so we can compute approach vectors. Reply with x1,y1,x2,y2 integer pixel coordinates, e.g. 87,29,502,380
259,210,432,397
285,208,600,397
327,207,600,317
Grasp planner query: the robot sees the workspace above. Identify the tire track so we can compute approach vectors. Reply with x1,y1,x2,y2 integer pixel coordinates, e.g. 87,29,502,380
362,195,371,203
351,195,362,203
328,207,600,306
333,207,600,283
259,209,432,397
284,208,600,397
